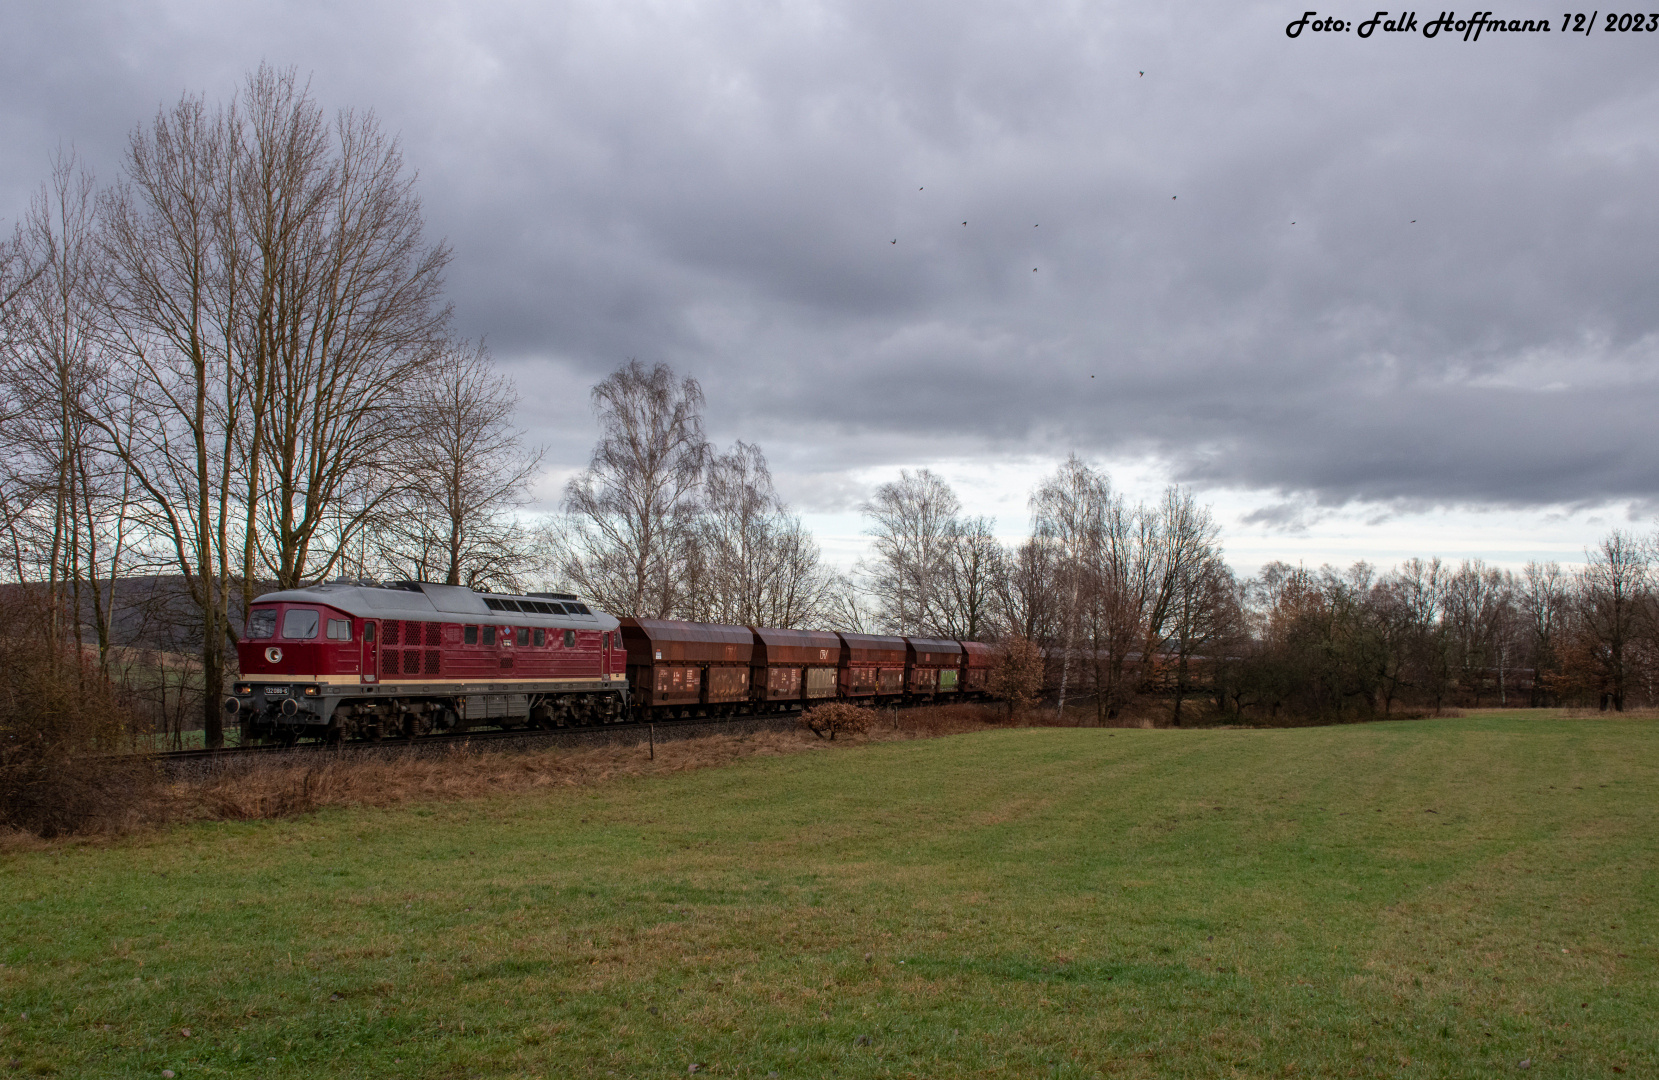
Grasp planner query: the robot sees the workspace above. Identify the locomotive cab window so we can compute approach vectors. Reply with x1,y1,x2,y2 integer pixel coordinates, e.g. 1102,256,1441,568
516,627,530,646
326,618,351,641
281,608,319,639
482,626,496,646
363,622,375,642
564,629,576,648
246,608,277,640
464,625,478,645
533,628,545,647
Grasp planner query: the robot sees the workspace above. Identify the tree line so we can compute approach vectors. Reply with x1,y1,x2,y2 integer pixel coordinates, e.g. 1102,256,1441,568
4,67,1655,749
839,457,1659,723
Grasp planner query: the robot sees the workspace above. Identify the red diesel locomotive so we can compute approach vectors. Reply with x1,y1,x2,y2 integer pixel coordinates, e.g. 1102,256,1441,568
229,580,993,742
228,580,626,742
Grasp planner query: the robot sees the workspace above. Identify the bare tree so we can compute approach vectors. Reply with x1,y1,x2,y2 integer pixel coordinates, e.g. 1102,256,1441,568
87,69,451,746
932,515,1005,640
236,68,451,592
1167,553,1236,725
694,440,775,623
859,468,960,634
1391,557,1452,709
557,360,709,616
0,220,41,331
1443,560,1516,706
1031,456,1111,719
375,339,539,588
93,90,243,747
691,440,840,627
0,152,136,666
1571,531,1652,711
1140,485,1222,690
997,536,1061,645
1520,560,1566,705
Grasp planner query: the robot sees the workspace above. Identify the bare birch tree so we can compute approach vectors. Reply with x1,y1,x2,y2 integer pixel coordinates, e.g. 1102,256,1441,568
1031,456,1111,719
860,468,960,634
556,360,709,616
694,440,839,627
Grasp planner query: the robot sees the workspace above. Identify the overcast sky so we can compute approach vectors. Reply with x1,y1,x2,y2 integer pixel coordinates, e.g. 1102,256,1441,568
5,1,1657,573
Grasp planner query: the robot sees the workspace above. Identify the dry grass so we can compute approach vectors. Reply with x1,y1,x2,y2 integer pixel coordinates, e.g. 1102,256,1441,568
1559,705,1659,719
166,703,1024,824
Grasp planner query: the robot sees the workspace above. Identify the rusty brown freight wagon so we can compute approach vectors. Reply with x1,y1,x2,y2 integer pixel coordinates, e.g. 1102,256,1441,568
618,618,754,716
906,637,964,696
960,640,993,696
751,627,842,706
838,632,907,698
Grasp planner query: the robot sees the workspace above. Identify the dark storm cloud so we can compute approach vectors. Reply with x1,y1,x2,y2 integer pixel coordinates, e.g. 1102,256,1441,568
5,0,1658,513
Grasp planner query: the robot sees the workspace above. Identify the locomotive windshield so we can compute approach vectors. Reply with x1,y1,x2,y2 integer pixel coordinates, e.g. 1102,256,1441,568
281,608,320,639
245,607,277,640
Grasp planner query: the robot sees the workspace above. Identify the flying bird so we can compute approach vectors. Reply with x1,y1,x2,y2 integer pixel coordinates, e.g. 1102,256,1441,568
891,239,896,244
962,221,967,226
1139,71,1144,76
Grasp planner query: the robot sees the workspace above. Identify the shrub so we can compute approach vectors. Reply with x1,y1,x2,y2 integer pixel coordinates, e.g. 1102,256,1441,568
798,701,875,741
0,588,155,837
987,634,1045,717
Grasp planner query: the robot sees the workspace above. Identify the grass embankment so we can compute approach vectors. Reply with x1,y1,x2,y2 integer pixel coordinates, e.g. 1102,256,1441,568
2,712,1655,1078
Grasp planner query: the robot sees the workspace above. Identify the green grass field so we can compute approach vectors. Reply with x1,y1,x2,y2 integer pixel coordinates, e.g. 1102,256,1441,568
3,712,1655,1078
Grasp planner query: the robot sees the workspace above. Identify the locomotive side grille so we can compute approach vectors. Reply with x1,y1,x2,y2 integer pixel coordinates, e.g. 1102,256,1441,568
403,650,421,675
425,622,441,646
423,649,440,675
384,620,401,646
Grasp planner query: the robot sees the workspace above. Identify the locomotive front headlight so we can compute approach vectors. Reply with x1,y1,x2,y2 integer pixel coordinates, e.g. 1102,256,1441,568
235,683,252,696
303,685,319,696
